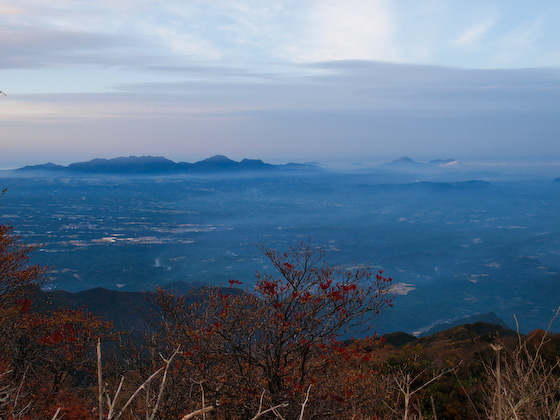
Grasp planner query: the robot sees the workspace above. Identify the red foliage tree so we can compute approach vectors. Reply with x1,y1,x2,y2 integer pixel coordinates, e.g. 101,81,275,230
148,241,394,417
218,242,393,395
0,218,46,321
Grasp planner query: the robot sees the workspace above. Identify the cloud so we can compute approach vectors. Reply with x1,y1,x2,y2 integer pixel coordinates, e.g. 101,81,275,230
139,24,223,61
283,0,400,62
0,28,137,69
6,61,559,126
0,2,25,15
1,0,559,75
455,20,495,47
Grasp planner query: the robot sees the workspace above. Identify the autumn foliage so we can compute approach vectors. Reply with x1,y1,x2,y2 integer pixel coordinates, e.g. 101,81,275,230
135,242,394,418
0,223,45,321
1,205,560,419
0,215,112,419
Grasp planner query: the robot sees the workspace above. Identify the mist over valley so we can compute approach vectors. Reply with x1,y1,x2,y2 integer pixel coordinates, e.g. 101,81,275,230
1,155,559,335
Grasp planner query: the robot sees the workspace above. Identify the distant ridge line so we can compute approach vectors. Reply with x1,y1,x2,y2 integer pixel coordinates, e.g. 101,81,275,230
17,155,322,175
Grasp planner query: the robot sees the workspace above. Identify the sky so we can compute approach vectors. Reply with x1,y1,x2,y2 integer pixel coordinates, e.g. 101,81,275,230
1,0,560,168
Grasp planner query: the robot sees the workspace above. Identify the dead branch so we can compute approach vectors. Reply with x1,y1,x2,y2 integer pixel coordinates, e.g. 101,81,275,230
389,359,455,420
298,384,312,420
484,307,560,420
97,339,104,420
250,389,289,420
180,406,216,420
148,346,181,420
51,407,62,420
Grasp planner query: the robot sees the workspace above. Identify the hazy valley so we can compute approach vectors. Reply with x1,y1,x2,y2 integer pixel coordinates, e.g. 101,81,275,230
1,155,560,335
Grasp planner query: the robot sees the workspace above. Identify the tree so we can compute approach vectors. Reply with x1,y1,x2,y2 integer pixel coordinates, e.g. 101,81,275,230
0,190,112,419
0,189,46,320
237,242,393,393
484,312,560,420
1,305,113,420
148,241,395,418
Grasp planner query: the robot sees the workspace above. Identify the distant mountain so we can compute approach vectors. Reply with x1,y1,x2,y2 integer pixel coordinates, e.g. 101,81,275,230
239,158,274,170
418,311,510,337
185,155,239,171
35,281,245,330
68,156,180,174
17,155,319,175
386,156,420,165
383,321,516,349
184,155,275,172
382,157,463,168
416,321,517,346
18,162,66,171
19,156,180,174
35,287,152,330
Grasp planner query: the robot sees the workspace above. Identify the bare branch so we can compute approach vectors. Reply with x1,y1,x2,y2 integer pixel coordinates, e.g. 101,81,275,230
148,346,181,420
298,384,312,420
107,376,125,419
112,367,164,420
180,406,216,420
51,407,62,420
97,339,104,420
250,402,289,420
11,364,28,417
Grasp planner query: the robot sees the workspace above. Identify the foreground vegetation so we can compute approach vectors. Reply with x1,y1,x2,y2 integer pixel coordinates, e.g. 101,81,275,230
1,215,559,419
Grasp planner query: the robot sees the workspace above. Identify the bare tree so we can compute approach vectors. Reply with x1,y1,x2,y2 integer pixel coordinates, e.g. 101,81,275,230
484,309,560,420
383,357,455,420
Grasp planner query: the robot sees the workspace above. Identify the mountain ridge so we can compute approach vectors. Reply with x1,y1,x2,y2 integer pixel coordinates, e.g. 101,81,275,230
17,155,320,175
16,155,472,175
35,281,246,331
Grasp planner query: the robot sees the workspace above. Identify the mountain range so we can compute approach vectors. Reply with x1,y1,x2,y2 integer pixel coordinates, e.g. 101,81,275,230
17,155,320,175
16,155,468,175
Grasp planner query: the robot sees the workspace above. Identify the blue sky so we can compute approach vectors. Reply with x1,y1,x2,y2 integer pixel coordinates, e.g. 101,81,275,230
1,0,560,168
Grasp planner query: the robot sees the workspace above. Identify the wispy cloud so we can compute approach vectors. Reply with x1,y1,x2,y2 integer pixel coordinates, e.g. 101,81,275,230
283,0,400,62
0,28,135,69
1,0,559,73
455,19,495,47
0,2,25,15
